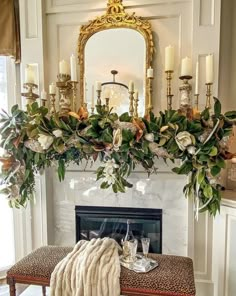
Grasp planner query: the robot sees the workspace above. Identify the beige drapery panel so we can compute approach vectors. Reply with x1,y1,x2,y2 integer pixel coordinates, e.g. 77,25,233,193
0,0,21,63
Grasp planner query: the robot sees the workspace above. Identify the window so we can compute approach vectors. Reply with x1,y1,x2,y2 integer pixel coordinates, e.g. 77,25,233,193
0,56,15,276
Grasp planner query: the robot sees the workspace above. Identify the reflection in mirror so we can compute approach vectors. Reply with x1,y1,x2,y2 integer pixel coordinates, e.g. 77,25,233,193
84,28,146,115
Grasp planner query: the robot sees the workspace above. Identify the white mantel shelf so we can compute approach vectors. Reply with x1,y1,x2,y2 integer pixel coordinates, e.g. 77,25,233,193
222,190,236,208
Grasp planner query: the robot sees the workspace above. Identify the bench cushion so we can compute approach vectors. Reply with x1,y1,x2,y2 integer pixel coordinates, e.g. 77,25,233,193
120,254,196,296
7,246,72,279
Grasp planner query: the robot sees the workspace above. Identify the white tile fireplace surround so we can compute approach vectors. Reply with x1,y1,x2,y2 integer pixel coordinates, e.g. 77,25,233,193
47,160,190,256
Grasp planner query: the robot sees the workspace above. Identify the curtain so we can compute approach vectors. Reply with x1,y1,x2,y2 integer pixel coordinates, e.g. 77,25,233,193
0,0,21,63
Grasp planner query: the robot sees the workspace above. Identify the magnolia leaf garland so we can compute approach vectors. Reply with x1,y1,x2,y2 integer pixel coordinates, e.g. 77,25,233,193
0,98,236,215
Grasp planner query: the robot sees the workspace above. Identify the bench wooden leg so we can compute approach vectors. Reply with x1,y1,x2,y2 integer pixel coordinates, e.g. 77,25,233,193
8,278,16,296
42,286,46,296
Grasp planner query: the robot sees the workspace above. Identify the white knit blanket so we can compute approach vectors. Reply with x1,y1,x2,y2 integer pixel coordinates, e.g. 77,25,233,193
50,238,121,296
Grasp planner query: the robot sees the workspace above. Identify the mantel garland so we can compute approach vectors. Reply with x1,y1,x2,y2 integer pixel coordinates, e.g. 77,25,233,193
0,99,236,216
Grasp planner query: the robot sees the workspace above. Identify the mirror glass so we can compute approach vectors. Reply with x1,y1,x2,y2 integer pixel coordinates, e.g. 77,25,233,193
84,28,146,115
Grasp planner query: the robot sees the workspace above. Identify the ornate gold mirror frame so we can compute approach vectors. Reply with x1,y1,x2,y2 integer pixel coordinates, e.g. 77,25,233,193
78,0,154,112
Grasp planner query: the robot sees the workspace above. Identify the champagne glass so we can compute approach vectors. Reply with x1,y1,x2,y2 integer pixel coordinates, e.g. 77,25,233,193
141,237,150,258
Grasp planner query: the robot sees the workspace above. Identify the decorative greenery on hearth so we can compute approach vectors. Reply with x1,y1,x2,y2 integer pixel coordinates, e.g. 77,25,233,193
0,99,235,215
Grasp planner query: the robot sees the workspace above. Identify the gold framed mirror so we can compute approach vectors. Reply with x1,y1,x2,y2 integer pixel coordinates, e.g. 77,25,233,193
78,0,154,115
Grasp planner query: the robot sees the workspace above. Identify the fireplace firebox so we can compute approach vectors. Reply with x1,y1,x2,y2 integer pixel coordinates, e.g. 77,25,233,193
75,206,162,253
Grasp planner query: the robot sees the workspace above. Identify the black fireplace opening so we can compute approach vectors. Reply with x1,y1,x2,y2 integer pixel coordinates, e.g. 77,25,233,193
75,206,162,254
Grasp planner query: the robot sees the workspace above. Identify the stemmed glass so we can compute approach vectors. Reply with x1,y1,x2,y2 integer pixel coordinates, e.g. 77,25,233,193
141,237,150,258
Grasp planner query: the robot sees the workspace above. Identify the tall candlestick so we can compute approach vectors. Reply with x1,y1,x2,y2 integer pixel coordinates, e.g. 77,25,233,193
181,57,192,77
206,54,214,84
49,83,56,95
134,90,139,117
70,54,77,81
147,67,154,78
84,78,87,103
129,81,134,92
166,71,174,110
165,46,175,72
195,61,199,94
59,60,70,75
25,65,35,84
91,85,95,108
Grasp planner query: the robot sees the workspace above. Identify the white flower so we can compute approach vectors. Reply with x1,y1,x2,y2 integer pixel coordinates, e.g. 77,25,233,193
175,131,194,151
104,173,116,185
113,128,123,151
144,133,154,142
187,146,196,155
38,134,54,150
102,159,119,172
53,129,63,138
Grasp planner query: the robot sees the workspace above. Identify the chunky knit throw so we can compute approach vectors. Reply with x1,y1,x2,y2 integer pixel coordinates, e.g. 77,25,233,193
50,238,121,296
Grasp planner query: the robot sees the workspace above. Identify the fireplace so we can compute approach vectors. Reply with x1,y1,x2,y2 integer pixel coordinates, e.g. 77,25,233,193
75,206,162,253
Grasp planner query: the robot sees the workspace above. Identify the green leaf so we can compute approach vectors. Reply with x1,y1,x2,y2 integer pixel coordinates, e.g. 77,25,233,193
122,129,134,143
201,108,210,121
211,166,221,177
224,111,236,119
214,97,221,117
101,181,110,189
216,157,226,169
119,112,131,122
197,170,205,184
203,184,213,198
86,127,99,138
209,146,218,157
172,161,193,175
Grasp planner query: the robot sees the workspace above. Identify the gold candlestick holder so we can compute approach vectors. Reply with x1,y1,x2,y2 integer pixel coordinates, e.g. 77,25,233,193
71,81,78,112
129,90,135,117
134,96,139,118
56,74,71,114
105,97,110,112
49,94,56,115
194,94,199,110
205,83,213,109
179,75,192,109
91,106,95,115
166,71,174,110
147,77,153,114
21,83,39,106
41,98,47,107
83,102,88,112
97,90,102,106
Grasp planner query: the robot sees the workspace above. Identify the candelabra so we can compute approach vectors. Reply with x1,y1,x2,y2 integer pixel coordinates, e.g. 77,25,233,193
147,77,153,114
96,90,102,106
134,96,139,118
179,75,192,109
56,74,72,114
166,71,174,110
205,83,213,109
49,94,56,115
105,97,110,112
71,81,78,112
129,90,135,117
21,83,39,105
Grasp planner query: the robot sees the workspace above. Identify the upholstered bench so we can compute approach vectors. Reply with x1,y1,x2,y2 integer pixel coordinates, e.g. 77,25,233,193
7,246,196,296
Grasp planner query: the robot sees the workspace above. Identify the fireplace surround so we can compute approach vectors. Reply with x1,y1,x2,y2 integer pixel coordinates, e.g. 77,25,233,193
75,206,162,253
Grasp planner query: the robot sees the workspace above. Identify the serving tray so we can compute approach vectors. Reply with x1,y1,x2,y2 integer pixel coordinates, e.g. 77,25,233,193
120,254,159,273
